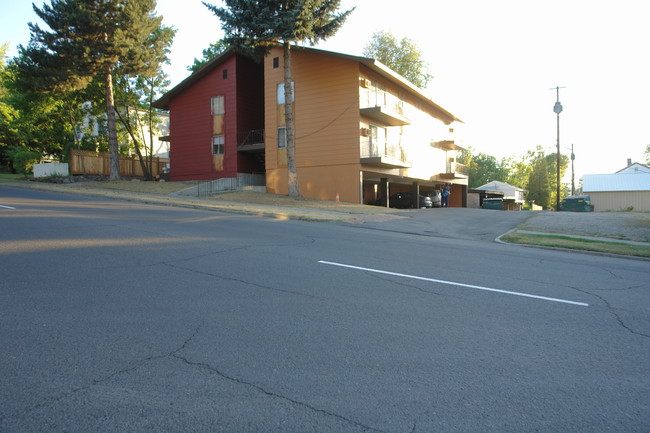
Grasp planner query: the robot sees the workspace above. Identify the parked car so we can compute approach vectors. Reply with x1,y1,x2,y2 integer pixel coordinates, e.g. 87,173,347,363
423,190,442,208
389,192,433,208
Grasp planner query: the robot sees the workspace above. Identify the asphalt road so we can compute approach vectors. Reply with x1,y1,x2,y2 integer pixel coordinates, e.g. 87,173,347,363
1,186,649,433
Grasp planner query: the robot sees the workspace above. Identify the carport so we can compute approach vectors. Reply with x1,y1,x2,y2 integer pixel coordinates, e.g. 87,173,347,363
362,170,467,208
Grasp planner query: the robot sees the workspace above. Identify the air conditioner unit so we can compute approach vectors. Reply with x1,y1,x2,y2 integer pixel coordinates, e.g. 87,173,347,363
360,78,371,88
360,127,371,137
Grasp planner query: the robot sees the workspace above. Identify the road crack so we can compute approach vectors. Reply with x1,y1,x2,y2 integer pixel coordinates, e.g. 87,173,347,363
171,352,388,433
161,260,324,299
0,324,203,423
567,285,650,338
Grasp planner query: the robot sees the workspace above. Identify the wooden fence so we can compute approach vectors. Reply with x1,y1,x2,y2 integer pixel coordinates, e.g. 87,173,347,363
70,149,169,178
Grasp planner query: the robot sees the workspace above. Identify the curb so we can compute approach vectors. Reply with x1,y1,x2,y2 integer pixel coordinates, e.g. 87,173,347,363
494,229,650,261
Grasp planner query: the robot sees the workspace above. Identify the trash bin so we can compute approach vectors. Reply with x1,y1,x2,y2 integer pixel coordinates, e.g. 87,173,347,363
482,198,503,210
560,195,594,212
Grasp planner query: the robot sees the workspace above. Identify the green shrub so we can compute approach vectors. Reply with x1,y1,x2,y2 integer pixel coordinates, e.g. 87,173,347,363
5,146,42,178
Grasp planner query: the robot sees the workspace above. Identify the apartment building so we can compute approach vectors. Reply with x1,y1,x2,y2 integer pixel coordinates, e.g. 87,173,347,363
155,46,467,206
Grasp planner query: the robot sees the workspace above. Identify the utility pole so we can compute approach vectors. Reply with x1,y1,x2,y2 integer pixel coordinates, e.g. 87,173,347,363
570,144,575,196
551,86,565,211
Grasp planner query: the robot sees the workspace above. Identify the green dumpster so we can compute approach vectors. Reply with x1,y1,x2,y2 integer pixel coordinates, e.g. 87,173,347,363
560,195,594,212
482,198,503,210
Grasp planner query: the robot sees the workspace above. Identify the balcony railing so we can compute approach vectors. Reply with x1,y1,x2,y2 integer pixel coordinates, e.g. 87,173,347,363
441,161,469,178
360,138,411,168
238,129,265,151
360,90,410,126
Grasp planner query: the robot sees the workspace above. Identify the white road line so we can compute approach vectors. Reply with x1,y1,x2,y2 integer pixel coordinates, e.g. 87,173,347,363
318,260,589,307
0,205,16,209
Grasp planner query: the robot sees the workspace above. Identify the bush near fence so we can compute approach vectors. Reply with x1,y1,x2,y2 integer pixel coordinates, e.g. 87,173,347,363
70,149,169,178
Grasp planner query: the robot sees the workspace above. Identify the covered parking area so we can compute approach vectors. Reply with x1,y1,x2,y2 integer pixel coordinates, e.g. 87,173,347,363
361,169,467,208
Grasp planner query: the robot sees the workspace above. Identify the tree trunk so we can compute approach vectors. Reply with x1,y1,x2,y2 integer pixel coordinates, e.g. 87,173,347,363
148,78,155,178
105,66,120,180
114,106,152,180
283,42,301,198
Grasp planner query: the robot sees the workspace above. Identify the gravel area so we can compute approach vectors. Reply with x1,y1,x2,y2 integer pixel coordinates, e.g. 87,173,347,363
519,211,650,242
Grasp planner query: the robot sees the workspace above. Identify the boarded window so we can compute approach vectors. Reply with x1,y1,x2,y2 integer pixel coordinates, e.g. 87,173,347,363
276,82,294,105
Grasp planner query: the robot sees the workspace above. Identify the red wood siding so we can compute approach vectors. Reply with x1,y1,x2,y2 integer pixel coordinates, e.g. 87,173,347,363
168,54,264,181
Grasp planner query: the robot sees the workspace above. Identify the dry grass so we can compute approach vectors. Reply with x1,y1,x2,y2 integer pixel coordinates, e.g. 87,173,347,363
72,181,396,215
207,191,398,215
76,180,196,194
501,232,650,258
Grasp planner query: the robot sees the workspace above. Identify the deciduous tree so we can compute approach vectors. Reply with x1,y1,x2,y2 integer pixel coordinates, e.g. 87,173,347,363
204,0,354,198
363,31,433,89
458,147,509,189
17,0,174,180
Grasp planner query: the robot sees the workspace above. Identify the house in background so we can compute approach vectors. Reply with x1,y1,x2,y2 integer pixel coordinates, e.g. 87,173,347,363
582,160,650,211
154,46,468,206
474,181,526,210
617,159,650,174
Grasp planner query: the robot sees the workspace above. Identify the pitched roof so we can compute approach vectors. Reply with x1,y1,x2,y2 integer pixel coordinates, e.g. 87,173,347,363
616,163,650,174
153,49,237,110
153,45,462,124
475,180,525,192
583,173,650,192
296,46,462,124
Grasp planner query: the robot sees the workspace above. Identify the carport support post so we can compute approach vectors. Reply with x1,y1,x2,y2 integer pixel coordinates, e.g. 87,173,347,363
412,182,420,208
380,178,389,208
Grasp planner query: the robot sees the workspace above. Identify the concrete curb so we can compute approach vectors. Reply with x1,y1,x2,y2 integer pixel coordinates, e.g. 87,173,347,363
494,229,650,261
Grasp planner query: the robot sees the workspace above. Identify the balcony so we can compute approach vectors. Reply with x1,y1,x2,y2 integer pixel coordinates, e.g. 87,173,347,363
360,106,410,127
360,90,410,126
360,139,411,168
431,139,465,152
237,129,264,152
439,161,469,179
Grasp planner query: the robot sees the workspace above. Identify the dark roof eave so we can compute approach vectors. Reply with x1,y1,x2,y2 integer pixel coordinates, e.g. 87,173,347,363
153,44,463,125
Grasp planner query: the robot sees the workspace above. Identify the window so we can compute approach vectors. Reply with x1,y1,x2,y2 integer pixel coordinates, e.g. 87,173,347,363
272,57,279,68
222,69,228,79
211,96,224,115
277,127,286,149
212,135,224,155
277,82,294,105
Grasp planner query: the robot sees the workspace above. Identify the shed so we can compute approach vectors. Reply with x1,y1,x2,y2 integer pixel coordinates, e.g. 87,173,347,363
582,173,650,211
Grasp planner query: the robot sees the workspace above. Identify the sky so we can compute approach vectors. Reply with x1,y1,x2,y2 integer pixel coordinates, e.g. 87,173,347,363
1,0,649,184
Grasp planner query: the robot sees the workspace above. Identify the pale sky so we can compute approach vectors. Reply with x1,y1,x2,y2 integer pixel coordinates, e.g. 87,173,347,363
2,0,648,184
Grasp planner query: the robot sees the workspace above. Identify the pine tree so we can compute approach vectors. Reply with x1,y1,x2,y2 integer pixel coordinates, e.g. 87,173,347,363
204,0,354,198
17,0,174,180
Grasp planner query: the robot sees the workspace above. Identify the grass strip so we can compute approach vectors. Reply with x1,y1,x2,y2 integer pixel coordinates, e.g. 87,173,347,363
0,174,29,181
501,232,650,258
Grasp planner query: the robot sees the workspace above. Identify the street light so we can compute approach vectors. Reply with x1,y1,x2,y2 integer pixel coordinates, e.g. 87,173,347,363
551,86,565,211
